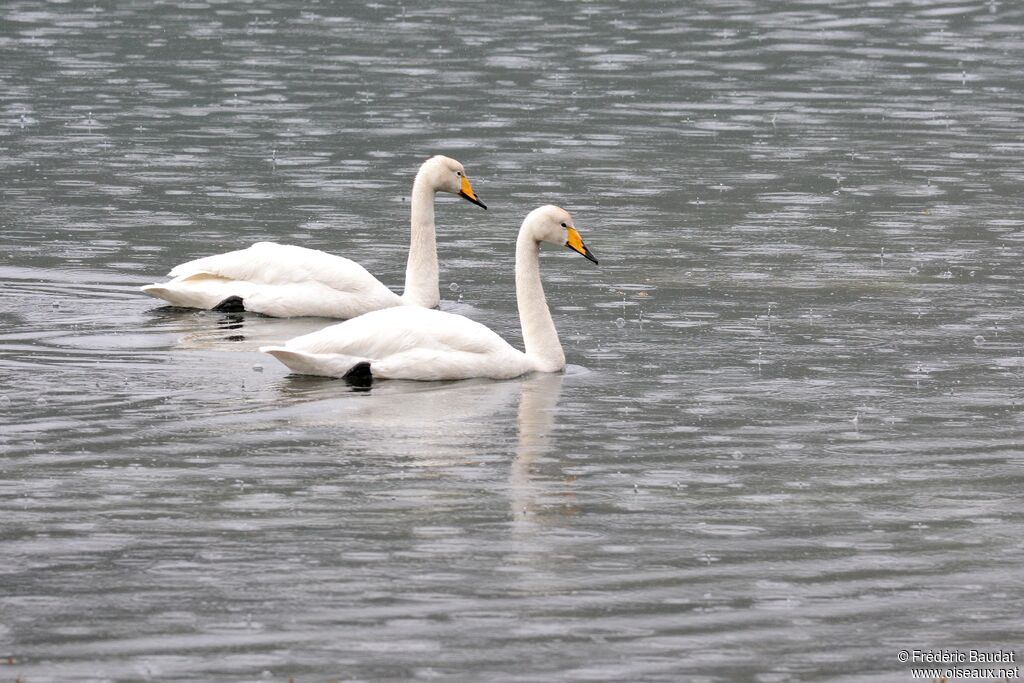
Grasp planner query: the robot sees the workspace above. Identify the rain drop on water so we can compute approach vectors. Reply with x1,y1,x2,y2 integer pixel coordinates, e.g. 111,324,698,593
614,317,625,328
973,336,985,346
908,266,919,275
449,282,460,293
252,364,264,373
0,395,10,407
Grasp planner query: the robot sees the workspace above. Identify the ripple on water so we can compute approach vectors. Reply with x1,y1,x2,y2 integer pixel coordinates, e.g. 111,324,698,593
3,2,1024,681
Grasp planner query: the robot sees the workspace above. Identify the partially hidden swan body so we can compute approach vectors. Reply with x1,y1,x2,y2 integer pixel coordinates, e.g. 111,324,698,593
260,205,598,382
140,155,486,318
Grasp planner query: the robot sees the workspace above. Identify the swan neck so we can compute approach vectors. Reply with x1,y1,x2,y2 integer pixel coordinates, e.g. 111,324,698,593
403,173,439,308
516,231,565,372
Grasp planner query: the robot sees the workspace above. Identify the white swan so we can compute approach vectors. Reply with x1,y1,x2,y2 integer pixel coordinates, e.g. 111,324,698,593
140,155,486,318
260,205,598,382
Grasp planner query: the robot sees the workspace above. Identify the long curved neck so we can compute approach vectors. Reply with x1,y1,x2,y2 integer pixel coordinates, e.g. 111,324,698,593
402,171,440,307
515,230,565,372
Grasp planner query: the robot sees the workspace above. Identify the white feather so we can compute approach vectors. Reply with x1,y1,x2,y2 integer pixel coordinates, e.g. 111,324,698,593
140,155,484,318
263,307,530,380
142,243,400,318
261,206,597,382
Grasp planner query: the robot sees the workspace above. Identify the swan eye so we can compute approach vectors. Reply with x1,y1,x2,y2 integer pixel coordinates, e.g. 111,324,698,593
560,222,567,228
456,171,463,177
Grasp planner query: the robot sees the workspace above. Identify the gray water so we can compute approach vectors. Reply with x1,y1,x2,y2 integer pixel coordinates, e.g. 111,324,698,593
2,1,1023,681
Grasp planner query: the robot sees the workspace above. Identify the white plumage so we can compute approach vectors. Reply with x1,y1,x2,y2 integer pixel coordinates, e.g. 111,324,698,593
140,155,486,318
141,242,401,318
261,205,598,382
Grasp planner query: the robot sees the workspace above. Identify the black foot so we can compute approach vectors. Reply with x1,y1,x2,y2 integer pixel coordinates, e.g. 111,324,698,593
212,296,245,312
343,361,373,389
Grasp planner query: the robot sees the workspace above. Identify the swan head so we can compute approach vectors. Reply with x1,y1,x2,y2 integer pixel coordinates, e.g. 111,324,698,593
419,155,487,209
525,205,599,265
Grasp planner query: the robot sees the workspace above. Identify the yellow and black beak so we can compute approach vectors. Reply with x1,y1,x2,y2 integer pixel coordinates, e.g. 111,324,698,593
566,227,599,265
459,176,487,210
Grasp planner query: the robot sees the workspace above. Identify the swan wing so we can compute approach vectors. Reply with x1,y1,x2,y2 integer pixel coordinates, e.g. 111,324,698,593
168,242,389,293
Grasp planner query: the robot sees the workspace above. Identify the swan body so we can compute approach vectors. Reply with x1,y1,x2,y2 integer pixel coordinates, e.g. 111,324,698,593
261,205,598,382
141,242,401,318
141,155,486,318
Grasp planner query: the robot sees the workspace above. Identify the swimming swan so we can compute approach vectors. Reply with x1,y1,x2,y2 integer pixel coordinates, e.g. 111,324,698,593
260,205,598,382
140,155,487,318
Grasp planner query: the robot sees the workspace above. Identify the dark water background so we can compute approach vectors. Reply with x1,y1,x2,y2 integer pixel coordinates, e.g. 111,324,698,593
2,1,1023,680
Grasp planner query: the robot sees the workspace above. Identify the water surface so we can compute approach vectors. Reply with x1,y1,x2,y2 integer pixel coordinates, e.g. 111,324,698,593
2,1,1023,681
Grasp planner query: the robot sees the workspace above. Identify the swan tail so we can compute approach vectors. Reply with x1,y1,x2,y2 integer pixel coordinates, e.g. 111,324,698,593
260,346,370,379
140,283,205,308
141,274,251,310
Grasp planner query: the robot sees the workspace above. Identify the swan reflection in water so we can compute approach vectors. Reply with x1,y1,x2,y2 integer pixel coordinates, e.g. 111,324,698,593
509,372,573,530
266,371,568,460
251,370,577,521
154,325,580,528
143,305,336,351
